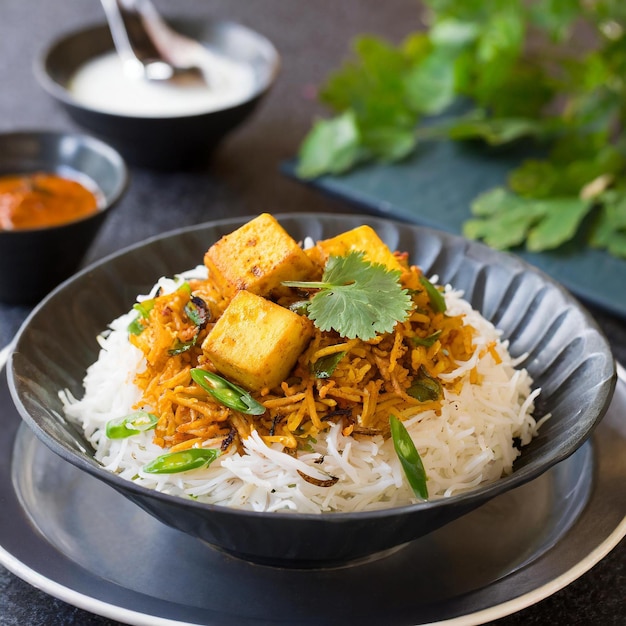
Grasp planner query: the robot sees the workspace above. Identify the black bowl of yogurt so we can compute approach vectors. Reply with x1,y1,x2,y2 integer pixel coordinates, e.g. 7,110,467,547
35,19,280,170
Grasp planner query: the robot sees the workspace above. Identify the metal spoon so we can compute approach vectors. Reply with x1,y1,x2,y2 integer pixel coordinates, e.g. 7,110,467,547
0,340,14,370
100,0,222,85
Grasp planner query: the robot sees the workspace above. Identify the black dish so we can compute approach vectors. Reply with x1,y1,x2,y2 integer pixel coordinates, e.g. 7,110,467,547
35,20,280,170
0,130,128,305
7,214,617,567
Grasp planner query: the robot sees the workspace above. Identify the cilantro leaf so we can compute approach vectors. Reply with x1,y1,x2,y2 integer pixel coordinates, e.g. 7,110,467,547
321,35,414,121
526,197,594,251
527,0,580,41
296,111,364,179
465,187,594,252
404,47,457,115
417,109,548,145
464,190,545,250
283,251,412,341
590,190,626,257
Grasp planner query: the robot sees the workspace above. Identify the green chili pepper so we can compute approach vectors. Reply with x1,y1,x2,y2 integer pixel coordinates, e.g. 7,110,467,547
419,276,446,313
105,411,159,439
390,414,428,500
190,368,266,415
128,317,146,336
143,447,220,474
127,298,155,335
134,299,155,319
411,330,442,348
177,281,192,295
311,352,346,379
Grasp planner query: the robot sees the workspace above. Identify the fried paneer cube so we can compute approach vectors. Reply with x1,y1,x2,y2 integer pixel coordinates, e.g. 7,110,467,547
308,224,403,272
204,213,318,298
202,290,313,392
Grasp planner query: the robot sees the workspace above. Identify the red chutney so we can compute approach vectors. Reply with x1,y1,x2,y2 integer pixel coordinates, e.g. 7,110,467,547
0,172,99,231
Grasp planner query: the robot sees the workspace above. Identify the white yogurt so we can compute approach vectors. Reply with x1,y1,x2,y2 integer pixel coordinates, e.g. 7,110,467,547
68,50,257,118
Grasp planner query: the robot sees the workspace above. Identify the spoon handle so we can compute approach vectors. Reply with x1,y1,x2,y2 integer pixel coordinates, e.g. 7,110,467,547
100,0,174,80
0,340,15,371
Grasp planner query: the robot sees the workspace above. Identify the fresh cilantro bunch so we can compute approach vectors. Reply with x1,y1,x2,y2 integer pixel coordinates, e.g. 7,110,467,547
283,251,412,341
297,0,626,259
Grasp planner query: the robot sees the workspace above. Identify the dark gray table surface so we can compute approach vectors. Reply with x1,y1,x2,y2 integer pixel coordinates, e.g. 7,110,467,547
1,1,624,624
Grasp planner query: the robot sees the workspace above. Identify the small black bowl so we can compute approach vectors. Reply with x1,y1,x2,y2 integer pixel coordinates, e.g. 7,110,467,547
35,19,280,170
0,130,128,305
7,214,616,568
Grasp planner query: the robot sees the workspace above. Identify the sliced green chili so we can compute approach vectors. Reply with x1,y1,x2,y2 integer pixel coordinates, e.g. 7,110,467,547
143,447,220,474
411,330,442,348
419,276,446,313
177,281,192,295
127,298,155,335
134,298,155,319
311,352,346,379
390,414,428,500
190,368,266,415
128,317,146,336
106,411,159,439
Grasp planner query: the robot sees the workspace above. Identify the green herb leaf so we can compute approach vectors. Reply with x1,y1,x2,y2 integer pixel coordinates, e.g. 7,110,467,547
361,125,416,162
143,448,220,474
590,190,626,257
321,35,412,117
296,111,364,179
185,296,210,328
168,336,198,355
404,47,457,115
390,414,428,500
190,368,266,415
465,188,595,252
407,366,443,402
417,109,548,145
283,251,412,341
311,352,346,379
526,197,594,251
464,187,545,249
166,296,211,355
528,0,580,41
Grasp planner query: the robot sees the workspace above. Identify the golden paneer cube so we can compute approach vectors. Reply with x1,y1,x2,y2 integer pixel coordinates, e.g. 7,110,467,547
310,225,404,272
204,213,318,298
202,290,313,392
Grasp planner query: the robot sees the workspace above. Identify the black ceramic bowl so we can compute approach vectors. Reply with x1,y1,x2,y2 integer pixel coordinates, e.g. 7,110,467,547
0,130,128,305
35,19,280,170
8,214,616,567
